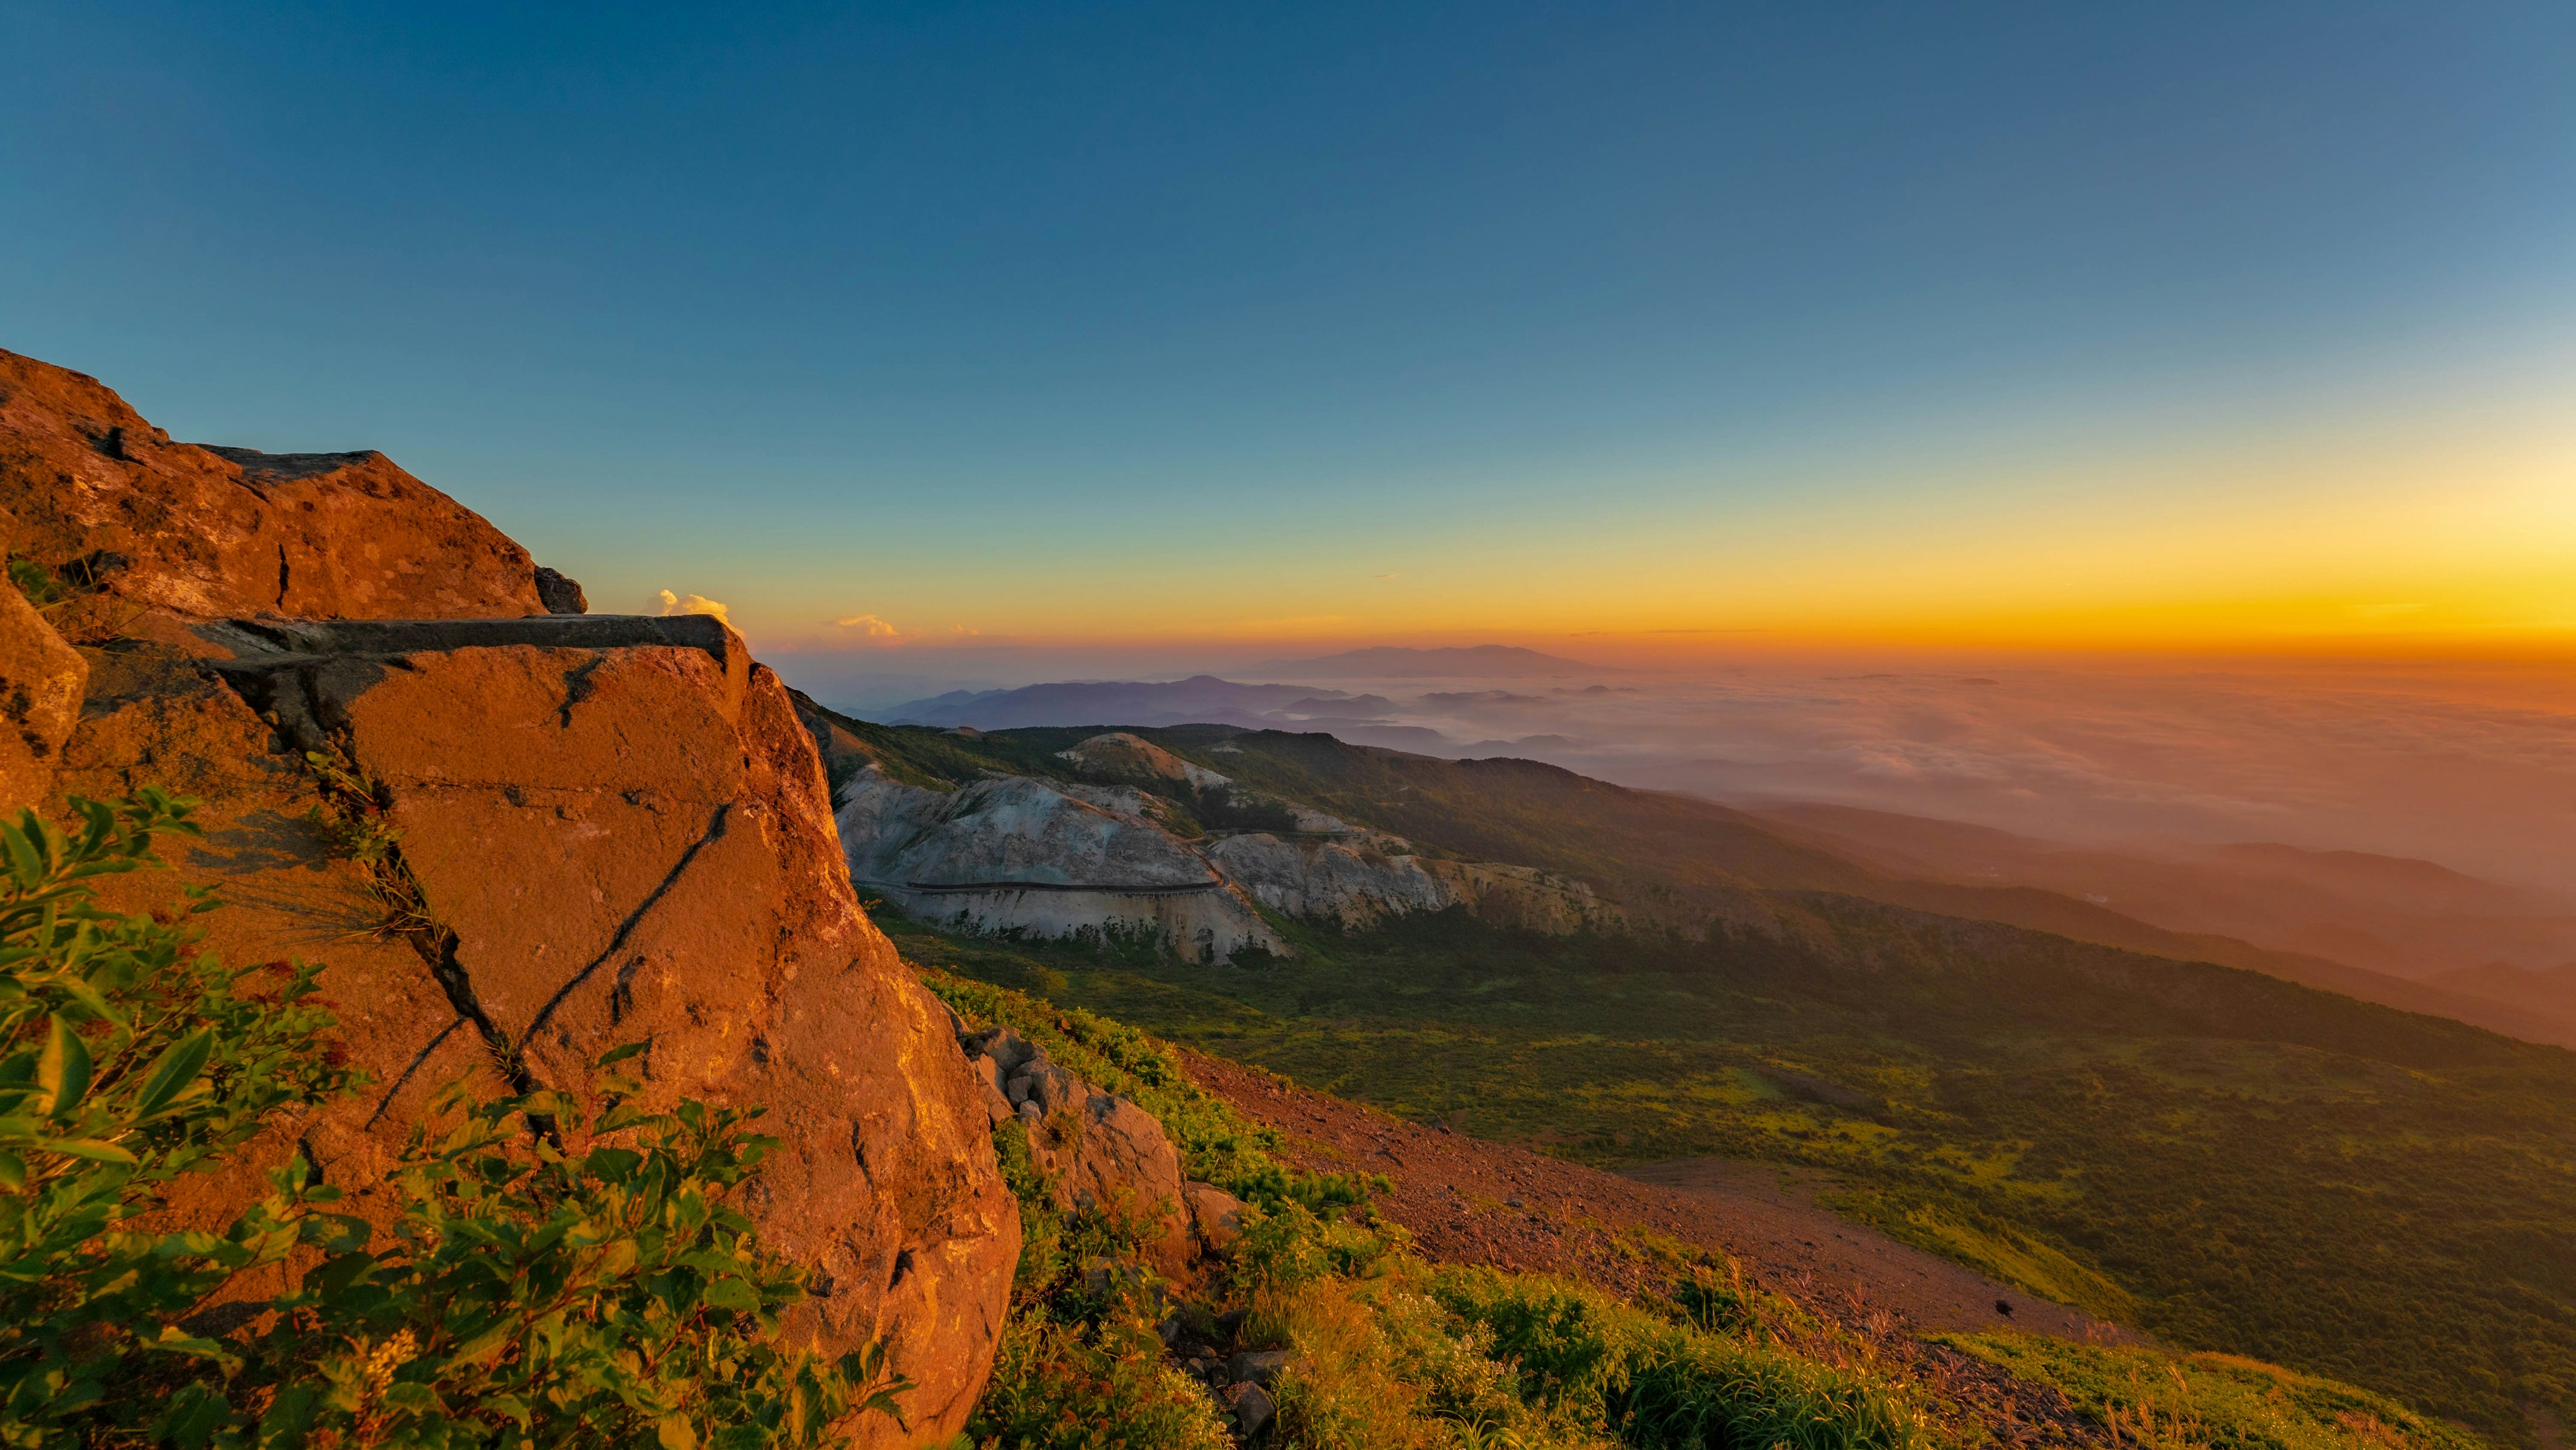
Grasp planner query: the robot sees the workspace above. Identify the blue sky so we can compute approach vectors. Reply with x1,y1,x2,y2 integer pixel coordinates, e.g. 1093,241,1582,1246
5,1,2573,658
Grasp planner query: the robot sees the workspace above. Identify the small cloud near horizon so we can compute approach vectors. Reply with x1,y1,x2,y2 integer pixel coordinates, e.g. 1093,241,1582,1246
833,613,904,638
653,589,730,625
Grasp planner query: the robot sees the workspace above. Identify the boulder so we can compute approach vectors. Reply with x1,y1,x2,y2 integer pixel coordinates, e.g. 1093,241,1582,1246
0,349,550,623
965,1055,1015,1126
1225,1349,1292,1388
0,580,85,815
1220,1382,1275,1439
1182,1181,1247,1259
53,614,1017,1447
1006,1058,1086,1117
533,566,588,615
963,1026,1038,1074
961,1027,1197,1277
1049,1093,1192,1276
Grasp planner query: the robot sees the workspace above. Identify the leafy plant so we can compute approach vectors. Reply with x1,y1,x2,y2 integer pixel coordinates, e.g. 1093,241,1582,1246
0,791,354,1441
0,793,907,1448
177,1065,914,1450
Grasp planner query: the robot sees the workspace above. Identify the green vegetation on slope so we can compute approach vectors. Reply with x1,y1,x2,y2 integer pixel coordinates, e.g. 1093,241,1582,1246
926,971,1947,1450
1936,1335,2483,1450
924,965,2487,1450
881,900,2576,1445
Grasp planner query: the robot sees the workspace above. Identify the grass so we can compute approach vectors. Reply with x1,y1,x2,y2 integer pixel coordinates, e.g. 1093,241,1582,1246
1936,1335,2489,1450
929,972,1950,1450
885,900,2576,1445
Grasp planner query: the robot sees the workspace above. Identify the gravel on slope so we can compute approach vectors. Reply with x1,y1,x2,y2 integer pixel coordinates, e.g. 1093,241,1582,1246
1177,1045,2131,1446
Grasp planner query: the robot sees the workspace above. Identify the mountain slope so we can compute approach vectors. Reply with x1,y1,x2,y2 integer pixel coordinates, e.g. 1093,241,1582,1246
1753,802,2576,980
792,706,2576,1049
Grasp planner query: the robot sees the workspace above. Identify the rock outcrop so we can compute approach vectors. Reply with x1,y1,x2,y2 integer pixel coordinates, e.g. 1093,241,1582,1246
60,615,1018,1445
837,767,1283,962
0,581,84,814
0,349,572,624
1204,832,1455,927
956,1025,1225,1276
1056,731,1230,789
12,349,1018,1447
1418,858,1627,933
813,718,1627,955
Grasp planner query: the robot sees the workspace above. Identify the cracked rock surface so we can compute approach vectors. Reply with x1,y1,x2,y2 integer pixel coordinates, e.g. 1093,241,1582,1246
60,619,1020,1447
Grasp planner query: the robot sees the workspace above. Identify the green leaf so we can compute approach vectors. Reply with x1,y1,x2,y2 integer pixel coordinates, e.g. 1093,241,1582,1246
700,1274,761,1312
156,1380,233,1450
37,1016,91,1119
44,1138,138,1164
596,1041,651,1069
1,820,42,887
446,1319,519,1367
135,1026,215,1117
658,1413,700,1450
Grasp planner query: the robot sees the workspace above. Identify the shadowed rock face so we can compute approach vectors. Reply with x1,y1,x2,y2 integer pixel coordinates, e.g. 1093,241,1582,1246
0,349,555,623
58,616,1018,1447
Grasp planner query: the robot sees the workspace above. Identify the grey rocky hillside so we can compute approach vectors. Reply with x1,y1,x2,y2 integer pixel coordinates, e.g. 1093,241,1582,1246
791,700,1616,963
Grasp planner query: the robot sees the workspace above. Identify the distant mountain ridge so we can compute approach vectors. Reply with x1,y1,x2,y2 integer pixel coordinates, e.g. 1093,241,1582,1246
880,674,1454,752
885,674,1344,729
1242,644,1605,678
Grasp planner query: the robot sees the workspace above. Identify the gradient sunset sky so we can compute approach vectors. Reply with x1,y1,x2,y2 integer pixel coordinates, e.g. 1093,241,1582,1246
6,1,2572,660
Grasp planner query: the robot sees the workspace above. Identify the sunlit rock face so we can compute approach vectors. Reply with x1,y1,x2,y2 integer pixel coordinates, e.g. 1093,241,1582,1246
60,618,1021,1450
11,344,1020,1449
0,348,559,625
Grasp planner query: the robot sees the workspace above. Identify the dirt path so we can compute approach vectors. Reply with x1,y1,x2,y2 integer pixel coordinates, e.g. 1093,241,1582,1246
1178,1046,2131,1444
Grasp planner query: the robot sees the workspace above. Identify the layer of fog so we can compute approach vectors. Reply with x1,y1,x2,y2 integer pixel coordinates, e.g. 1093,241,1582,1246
773,650,2576,897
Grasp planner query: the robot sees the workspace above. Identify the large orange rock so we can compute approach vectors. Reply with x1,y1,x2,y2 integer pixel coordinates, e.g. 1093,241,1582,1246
0,349,561,623
0,576,85,815
56,615,1018,1446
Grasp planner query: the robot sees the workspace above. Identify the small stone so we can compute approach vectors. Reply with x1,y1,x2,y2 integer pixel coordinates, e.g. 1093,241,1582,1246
1226,1349,1291,1387
964,1027,1038,1074
968,1056,1013,1125
1183,1181,1248,1259
532,565,588,614
1224,1382,1275,1439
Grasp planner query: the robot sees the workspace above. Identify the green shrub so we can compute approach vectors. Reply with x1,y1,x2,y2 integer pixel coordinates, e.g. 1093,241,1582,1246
1430,1267,1934,1450
970,1314,1231,1450
0,794,902,1448
1937,1334,2488,1450
932,966,1945,1450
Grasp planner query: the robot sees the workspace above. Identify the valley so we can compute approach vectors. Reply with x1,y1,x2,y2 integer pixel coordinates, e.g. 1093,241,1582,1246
802,709,2576,1441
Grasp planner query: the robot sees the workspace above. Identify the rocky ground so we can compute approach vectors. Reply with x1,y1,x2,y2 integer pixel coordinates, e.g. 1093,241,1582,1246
1179,1047,2131,1445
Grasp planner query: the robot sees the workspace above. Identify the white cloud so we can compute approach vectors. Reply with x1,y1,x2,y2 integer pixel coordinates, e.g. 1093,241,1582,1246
653,589,731,626
833,613,903,638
